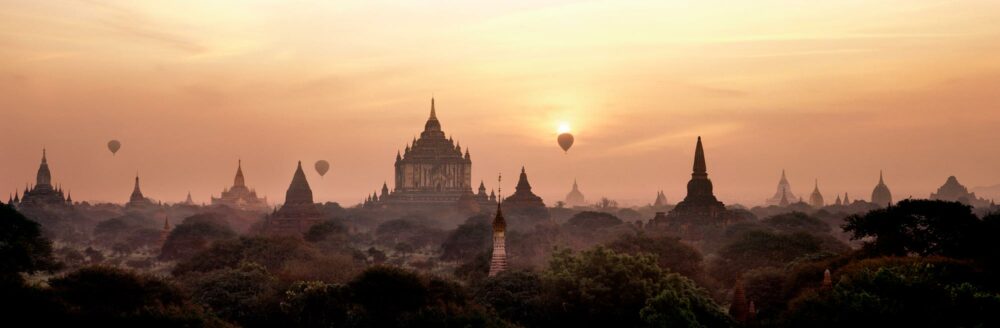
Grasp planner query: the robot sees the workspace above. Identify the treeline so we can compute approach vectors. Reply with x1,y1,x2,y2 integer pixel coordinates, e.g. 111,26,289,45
3,200,1000,327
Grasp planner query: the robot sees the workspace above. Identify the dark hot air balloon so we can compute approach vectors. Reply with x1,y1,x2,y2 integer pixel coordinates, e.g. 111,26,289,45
107,140,121,156
315,160,330,178
557,133,574,153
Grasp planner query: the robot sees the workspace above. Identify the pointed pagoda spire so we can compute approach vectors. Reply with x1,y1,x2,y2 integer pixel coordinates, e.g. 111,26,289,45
66,191,72,204
185,191,194,205
36,148,52,187
424,97,442,132
129,174,145,203
821,269,833,291
396,150,402,161
879,170,884,184
284,161,314,205
489,172,507,277
234,160,246,187
693,136,707,175
430,97,437,120
515,166,532,192
464,148,470,160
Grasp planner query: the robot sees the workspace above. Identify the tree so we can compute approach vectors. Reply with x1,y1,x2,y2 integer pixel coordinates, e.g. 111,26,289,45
172,236,318,277
710,231,845,284
49,266,225,326
607,233,704,281
762,212,831,234
566,211,623,230
475,270,544,326
186,262,279,326
303,219,347,243
160,215,237,261
349,266,428,325
844,199,981,258
541,247,730,327
783,257,1000,328
0,203,57,285
440,215,492,262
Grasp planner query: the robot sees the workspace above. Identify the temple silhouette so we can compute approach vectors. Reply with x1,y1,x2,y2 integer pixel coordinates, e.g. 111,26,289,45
211,160,269,212
765,170,797,206
261,161,322,236
364,98,494,212
9,149,72,208
564,179,586,207
652,137,741,235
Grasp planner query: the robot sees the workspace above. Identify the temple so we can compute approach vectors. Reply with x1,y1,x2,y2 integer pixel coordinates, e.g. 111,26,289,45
930,176,990,207
564,179,586,207
502,167,550,220
12,149,72,208
488,185,508,277
808,179,825,208
765,170,797,206
211,161,269,212
262,161,323,236
870,171,893,207
663,137,738,227
126,175,155,208
653,190,668,207
366,98,492,211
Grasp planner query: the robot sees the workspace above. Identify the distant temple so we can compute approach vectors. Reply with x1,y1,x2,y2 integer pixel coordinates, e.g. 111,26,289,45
211,161,269,212
661,137,738,228
653,190,669,207
488,188,508,277
12,149,72,208
765,170,797,206
930,176,990,207
262,161,323,236
564,179,586,207
870,171,893,207
126,175,155,208
502,167,550,220
808,179,825,208
365,98,493,211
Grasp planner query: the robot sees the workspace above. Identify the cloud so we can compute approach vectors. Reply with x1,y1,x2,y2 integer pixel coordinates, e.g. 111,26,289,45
82,0,206,54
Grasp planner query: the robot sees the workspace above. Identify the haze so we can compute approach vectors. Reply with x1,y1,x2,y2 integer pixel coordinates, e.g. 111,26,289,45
2,0,1000,206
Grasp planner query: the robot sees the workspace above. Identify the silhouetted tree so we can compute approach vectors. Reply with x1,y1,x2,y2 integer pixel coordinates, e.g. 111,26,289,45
0,203,58,285
844,199,981,258
607,232,704,281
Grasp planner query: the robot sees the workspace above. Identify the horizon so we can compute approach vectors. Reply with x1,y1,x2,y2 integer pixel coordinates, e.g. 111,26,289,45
3,0,1000,206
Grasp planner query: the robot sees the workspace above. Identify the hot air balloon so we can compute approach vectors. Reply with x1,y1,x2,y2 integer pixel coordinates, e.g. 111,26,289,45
107,140,121,156
557,133,574,153
314,160,330,178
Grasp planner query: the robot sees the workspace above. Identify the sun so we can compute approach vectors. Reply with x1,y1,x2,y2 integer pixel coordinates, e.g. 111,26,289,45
557,122,572,134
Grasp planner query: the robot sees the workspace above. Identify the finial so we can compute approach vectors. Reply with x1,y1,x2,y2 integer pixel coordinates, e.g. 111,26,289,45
429,97,437,120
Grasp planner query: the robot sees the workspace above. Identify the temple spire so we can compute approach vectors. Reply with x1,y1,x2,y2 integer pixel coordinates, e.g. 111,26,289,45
489,172,507,277
693,136,707,176
234,160,246,187
284,161,314,205
430,97,437,120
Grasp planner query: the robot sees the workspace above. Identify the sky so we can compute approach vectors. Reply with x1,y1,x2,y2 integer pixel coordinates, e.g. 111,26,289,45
2,0,1000,206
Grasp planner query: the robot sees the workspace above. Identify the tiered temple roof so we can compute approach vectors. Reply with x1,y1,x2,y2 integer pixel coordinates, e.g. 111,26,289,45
211,161,268,212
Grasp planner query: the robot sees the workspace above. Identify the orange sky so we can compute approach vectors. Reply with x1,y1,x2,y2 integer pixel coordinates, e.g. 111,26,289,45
2,0,1000,206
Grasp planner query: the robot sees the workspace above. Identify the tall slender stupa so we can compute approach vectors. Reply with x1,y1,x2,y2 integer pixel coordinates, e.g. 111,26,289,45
14,149,72,208
126,175,155,208
489,175,508,277
766,170,797,206
871,171,893,207
211,160,269,212
262,161,323,236
663,137,737,227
